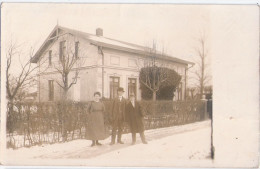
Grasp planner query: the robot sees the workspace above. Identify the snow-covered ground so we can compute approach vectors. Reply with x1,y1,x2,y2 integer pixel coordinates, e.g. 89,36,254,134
3,120,213,167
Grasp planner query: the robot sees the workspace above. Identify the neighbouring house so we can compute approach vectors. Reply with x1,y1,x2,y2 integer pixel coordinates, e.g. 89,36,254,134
31,25,194,102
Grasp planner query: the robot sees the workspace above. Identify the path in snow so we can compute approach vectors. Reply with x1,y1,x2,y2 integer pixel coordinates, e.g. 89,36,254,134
34,120,211,159
5,121,210,159
4,120,212,166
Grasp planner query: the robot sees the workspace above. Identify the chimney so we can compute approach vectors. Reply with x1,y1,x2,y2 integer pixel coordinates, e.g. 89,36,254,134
96,28,103,36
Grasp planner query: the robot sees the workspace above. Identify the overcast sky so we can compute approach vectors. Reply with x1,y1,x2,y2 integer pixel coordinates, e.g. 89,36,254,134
2,3,210,58
2,3,257,88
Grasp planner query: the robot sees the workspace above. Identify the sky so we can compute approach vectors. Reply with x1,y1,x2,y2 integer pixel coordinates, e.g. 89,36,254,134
2,3,259,88
2,3,210,57
2,3,212,87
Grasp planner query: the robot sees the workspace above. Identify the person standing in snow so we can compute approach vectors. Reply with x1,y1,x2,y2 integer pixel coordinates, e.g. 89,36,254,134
109,87,127,145
86,92,109,147
125,93,148,145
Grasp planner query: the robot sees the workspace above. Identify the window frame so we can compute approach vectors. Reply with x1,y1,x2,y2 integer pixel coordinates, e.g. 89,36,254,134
128,78,137,99
109,76,120,99
59,40,66,61
48,50,52,66
48,80,54,101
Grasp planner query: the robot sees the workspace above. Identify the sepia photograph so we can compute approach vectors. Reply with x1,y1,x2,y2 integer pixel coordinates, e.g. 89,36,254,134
0,2,259,167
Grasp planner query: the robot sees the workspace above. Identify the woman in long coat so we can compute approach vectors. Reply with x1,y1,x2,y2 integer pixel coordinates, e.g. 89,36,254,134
86,92,109,146
125,94,148,145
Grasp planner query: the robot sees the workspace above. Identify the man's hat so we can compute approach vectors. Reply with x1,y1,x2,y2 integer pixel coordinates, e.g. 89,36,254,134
117,87,125,92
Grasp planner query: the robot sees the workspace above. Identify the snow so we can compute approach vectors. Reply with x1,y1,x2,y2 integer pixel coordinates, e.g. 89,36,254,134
213,117,259,168
3,121,213,167
87,35,145,51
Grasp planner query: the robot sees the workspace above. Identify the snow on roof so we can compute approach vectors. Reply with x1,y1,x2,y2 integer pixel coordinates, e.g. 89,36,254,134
59,25,150,51
31,25,194,65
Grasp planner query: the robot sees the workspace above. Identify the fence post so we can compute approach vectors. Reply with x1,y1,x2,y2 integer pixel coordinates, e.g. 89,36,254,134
201,95,208,120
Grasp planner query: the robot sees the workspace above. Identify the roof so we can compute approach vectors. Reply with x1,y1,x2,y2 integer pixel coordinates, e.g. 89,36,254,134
31,25,194,65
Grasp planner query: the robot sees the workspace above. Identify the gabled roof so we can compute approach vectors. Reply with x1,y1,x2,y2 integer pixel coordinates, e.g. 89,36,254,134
31,25,194,65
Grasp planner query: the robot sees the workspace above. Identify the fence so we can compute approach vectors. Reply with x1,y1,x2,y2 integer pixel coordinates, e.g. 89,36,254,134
6,99,208,149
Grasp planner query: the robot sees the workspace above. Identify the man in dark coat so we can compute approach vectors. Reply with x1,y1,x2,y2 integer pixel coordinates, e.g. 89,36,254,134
126,94,148,145
109,87,127,145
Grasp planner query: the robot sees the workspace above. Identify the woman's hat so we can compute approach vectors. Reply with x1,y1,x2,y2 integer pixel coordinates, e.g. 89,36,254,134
117,87,125,92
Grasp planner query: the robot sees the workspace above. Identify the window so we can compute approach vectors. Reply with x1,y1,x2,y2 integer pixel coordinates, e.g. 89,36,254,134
75,41,79,58
110,76,120,99
48,50,52,66
59,40,66,61
48,80,54,101
128,78,137,98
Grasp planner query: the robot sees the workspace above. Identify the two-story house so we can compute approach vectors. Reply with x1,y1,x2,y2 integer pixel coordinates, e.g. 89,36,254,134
31,25,194,102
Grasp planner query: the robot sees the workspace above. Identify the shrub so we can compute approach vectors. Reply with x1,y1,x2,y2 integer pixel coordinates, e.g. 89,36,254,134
139,66,181,100
6,99,208,148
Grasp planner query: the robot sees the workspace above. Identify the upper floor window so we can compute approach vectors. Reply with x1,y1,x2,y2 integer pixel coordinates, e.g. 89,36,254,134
48,50,52,66
48,80,54,101
59,40,66,61
75,41,79,58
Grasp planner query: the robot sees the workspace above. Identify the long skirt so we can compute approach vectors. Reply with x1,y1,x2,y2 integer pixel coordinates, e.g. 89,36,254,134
86,111,109,140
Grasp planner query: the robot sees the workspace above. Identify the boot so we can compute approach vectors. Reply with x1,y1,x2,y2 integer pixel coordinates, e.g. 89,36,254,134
131,133,136,145
96,140,102,146
110,134,116,145
140,132,148,144
117,134,124,144
91,140,96,147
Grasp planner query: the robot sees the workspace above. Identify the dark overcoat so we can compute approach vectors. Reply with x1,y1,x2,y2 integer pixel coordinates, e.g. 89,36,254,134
110,97,127,123
125,101,145,133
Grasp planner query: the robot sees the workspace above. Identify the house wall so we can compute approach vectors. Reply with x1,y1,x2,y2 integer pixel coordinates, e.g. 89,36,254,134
76,68,98,101
100,48,141,100
37,32,188,102
37,33,99,102
100,48,187,101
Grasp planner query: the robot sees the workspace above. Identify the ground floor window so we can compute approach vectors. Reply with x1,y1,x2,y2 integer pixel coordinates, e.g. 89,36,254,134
128,78,137,98
48,80,54,101
110,76,120,99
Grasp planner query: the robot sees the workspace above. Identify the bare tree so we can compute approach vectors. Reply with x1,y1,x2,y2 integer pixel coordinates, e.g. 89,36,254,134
6,42,46,104
52,39,85,100
139,41,180,101
193,33,211,98
6,42,48,136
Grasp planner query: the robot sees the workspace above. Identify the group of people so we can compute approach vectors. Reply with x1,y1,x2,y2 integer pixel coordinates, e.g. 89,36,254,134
85,87,147,147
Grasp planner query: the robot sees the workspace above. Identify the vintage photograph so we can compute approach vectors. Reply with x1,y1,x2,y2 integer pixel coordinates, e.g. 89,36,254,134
0,3,258,167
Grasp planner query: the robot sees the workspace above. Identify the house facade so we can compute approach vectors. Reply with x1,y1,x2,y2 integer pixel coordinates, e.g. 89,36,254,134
31,25,194,102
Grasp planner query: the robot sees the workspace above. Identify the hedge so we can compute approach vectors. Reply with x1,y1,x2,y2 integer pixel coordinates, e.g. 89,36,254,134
6,99,207,149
